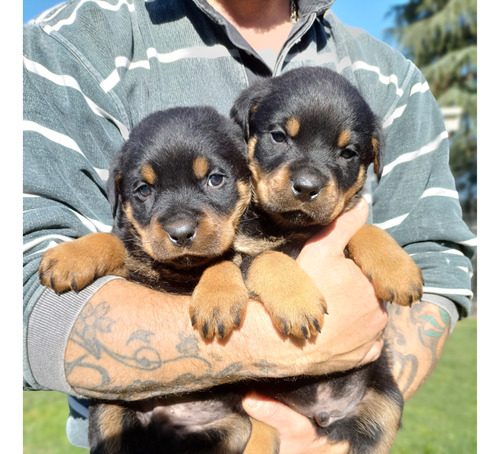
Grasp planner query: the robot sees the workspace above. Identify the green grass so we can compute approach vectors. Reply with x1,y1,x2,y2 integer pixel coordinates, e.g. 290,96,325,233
23,391,87,454
23,318,476,453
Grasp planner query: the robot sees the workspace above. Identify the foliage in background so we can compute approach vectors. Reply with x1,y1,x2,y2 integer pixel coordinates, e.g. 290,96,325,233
386,0,477,206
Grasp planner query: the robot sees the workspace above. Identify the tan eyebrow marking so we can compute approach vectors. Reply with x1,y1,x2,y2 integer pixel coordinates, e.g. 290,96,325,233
141,164,156,185
285,117,300,137
337,130,351,148
193,156,210,179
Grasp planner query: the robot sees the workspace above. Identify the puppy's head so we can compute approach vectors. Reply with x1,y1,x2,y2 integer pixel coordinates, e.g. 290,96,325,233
231,67,383,227
107,107,251,268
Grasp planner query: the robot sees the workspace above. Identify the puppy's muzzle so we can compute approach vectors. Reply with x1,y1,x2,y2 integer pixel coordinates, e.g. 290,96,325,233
164,219,198,247
291,170,325,202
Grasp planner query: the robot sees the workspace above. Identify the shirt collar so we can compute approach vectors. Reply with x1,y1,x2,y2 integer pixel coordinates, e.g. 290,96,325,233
190,0,335,76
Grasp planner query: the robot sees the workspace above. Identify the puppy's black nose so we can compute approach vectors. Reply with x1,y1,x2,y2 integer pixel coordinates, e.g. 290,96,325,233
165,221,197,247
291,174,323,202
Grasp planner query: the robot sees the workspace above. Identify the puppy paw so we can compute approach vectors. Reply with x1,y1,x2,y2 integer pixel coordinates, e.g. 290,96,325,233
38,233,127,294
370,254,424,306
246,251,327,339
39,243,97,294
347,225,424,307
190,261,248,340
265,290,327,339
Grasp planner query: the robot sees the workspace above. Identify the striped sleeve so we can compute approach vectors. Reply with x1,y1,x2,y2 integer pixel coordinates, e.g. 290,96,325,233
317,15,476,317
23,18,127,390
369,60,476,317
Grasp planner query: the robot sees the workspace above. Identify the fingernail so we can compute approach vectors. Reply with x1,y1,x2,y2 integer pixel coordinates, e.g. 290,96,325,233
356,197,367,209
243,392,261,410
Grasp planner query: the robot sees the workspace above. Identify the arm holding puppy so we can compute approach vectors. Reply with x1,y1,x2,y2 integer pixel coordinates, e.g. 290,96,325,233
61,199,386,399
293,200,452,402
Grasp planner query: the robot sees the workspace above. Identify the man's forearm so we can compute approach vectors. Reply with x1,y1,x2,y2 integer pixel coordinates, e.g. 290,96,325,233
64,279,384,400
64,279,289,399
385,300,451,400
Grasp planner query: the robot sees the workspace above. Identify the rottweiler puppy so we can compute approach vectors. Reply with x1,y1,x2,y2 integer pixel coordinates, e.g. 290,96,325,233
39,106,252,340
228,66,424,453
38,106,273,454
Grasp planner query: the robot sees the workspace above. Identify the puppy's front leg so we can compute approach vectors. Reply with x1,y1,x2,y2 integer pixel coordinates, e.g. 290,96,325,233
245,251,327,339
346,225,424,306
190,261,249,340
38,232,128,294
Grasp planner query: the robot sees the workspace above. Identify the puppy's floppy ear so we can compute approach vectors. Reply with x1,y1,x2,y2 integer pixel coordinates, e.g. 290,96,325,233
230,77,271,140
106,152,123,218
371,119,384,181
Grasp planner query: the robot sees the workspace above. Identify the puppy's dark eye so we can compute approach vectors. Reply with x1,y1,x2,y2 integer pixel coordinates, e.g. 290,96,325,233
340,148,357,160
136,184,152,199
208,173,225,188
271,131,287,143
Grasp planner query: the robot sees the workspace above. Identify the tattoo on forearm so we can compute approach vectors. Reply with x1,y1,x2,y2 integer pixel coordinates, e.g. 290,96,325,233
65,301,275,398
385,301,450,398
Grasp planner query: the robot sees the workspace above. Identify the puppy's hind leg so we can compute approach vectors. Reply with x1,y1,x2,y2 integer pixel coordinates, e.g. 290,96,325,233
243,418,280,454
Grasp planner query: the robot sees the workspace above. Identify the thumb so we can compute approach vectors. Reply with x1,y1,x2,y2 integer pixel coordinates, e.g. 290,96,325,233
303,198,369,256
242,393,348,454
242,393,308,430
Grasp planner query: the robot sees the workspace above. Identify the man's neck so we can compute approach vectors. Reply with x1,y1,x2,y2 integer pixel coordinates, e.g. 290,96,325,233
207,0,294,52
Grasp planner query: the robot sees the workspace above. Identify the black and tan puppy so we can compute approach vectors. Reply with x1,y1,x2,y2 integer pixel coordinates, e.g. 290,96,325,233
229,66,424,453
39,107,252,340
38,107,272,454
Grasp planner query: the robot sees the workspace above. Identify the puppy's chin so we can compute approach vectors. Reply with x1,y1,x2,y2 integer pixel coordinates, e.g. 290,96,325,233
270,208,340,228
275,210,318,227
151,253,216,270
170,255,216,269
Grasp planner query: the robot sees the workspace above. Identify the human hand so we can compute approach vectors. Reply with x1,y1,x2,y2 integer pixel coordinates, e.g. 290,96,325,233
295,198,387,373
242,393,349,454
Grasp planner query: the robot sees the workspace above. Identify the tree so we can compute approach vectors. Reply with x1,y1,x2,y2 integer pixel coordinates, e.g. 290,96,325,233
387,0,477,209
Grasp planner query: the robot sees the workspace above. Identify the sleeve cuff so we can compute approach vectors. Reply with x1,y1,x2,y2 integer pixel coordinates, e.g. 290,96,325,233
26,276,123,396
421,293,460,332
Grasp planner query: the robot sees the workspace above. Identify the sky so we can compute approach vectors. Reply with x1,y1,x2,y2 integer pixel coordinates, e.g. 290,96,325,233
23,0,401,43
